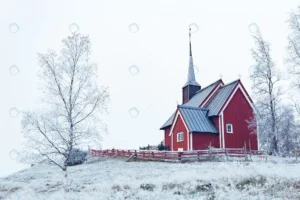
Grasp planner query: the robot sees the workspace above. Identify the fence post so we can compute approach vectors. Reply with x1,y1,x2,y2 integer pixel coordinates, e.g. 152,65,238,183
152,151,154,159
265,151,268,162
244,141,247,161
225,149,228,161
197,151,200,162
178,152,182,162
208,146,212,161
134,150,137,158
249,139,252,161
128,150,131,157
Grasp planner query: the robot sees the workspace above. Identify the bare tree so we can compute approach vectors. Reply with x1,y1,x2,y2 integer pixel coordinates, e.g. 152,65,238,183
21,33,109,190
277,105,298,156
287,7,300,88
287,7,300,116
250,29,281,153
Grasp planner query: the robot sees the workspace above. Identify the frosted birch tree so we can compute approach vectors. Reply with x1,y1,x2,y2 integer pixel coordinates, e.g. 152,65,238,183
287,7,300,88
277,105,298,156
287,7,300,116
250,29,282,154
21,33,109,190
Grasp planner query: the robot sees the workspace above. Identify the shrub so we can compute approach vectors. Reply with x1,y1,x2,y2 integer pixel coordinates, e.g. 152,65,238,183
66,148,88,166
157,142,170,151
111,184,122,191
236,175,267,190
140,184,155,191
162,183,183,191
123,185,131,190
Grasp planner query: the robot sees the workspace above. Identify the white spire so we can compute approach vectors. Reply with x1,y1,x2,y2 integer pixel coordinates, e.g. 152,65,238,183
184,28,200,87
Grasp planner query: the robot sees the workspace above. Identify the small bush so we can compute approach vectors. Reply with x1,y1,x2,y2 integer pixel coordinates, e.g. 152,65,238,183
66,148,88,166
140,184,155,191
162,183,183,191
157,142,170,151
195,183,212,192
111,184,122,191
123,185,131,190
236,175,266,190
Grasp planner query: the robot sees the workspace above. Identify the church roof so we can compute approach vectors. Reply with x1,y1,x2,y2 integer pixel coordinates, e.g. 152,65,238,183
159,112,175,130
160,79,221,130
178,106,218,133
183,79,222,107
205,80,239,116
160,79,240,130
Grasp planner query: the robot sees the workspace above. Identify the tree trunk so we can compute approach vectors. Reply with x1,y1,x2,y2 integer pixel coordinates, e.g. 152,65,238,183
63,161,69,193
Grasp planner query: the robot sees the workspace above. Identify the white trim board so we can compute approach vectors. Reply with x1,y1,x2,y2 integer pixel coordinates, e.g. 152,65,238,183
221,113,225,148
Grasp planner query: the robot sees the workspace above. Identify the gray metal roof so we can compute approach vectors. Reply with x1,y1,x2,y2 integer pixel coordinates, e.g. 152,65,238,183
160,79,222,130
205,80,239,116
183,79,222,107
178,105,218,133
160,112,175,130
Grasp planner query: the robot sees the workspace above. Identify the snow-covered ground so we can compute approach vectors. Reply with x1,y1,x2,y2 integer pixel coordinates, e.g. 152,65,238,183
1,156,300,200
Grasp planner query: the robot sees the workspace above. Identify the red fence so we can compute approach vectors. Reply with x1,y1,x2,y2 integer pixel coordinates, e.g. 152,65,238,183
89,148,267,162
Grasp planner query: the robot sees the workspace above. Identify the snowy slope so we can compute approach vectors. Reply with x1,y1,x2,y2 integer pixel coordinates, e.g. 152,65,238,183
1,156,300,200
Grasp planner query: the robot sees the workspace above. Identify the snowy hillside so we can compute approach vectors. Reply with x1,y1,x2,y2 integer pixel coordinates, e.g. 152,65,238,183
1,157,300,200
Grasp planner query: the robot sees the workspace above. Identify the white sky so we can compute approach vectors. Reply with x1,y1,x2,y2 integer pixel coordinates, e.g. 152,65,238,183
0,0,299,177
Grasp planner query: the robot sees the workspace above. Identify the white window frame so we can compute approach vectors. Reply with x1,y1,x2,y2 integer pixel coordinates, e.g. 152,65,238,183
226,124,233,133
177,132,184,142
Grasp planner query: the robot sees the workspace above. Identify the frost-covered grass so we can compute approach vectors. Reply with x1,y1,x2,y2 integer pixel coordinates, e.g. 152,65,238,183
1,156,300,200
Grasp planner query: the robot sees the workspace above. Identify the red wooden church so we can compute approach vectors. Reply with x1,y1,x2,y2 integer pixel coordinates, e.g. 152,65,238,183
160,29,258,151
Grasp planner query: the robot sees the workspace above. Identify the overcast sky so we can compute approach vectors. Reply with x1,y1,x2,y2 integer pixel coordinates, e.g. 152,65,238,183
0,0,299,177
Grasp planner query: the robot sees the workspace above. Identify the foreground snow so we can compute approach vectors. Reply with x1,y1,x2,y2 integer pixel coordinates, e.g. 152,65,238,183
1,156,300,200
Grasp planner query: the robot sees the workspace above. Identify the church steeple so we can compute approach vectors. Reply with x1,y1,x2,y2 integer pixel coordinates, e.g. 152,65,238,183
189,27,192,57
182,28,201,104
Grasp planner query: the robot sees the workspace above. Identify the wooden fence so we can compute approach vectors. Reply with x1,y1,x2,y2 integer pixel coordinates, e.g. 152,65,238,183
89,147,272,162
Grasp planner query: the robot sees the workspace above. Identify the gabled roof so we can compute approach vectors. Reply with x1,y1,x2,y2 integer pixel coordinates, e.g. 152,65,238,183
178,106,218,133
205,80,239,116
160,79,222,130
183,79,222,107
160,112,175,130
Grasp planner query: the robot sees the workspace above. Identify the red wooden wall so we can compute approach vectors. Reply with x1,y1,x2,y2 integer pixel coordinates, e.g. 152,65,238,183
171,114,189,151
164,127,171,148
192,132,219,150
223,89,258,150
